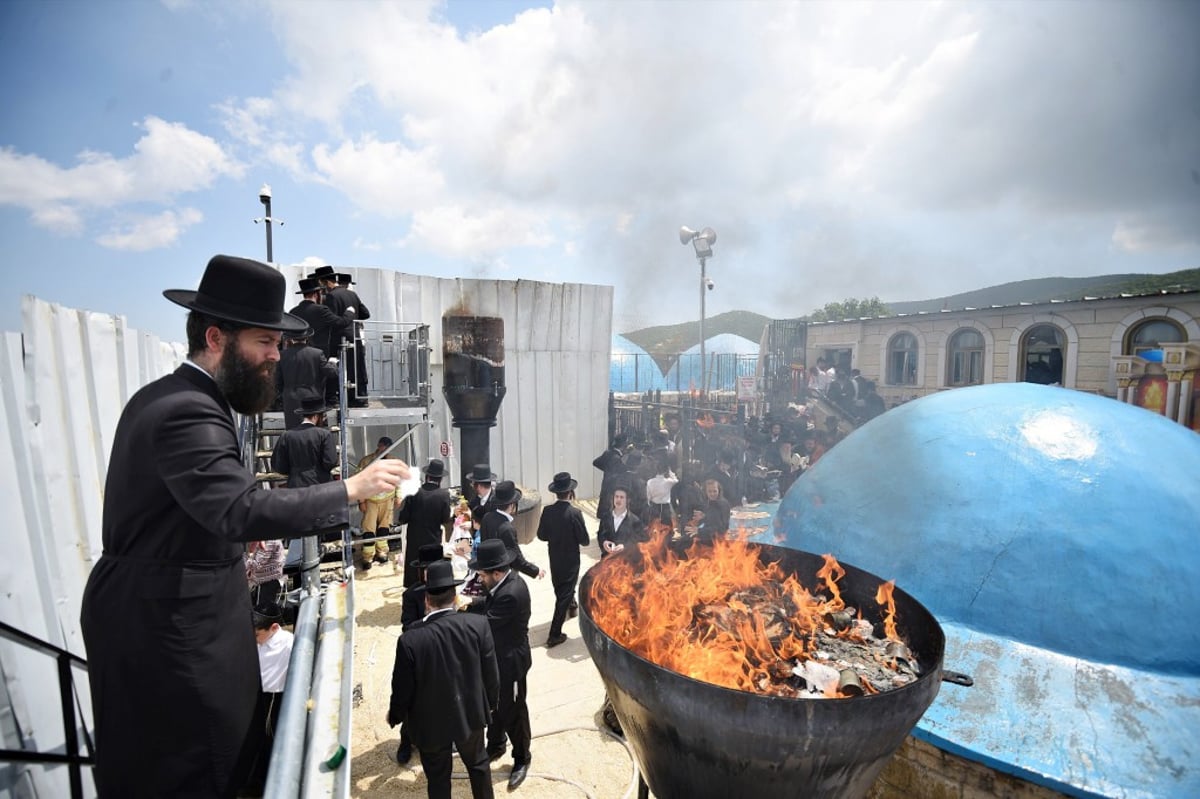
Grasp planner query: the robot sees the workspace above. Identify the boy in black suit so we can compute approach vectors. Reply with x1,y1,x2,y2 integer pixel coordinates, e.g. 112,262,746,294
388,560,499,799
536,472,589,647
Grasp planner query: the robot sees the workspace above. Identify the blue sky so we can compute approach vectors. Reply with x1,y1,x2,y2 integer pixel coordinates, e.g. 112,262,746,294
1,0,1197,341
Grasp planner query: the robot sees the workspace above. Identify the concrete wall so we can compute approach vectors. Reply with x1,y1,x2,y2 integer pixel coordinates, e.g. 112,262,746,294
804,293,1200,408
869,738,1071,799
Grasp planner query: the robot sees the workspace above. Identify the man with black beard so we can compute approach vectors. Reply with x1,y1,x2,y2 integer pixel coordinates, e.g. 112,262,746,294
80,255,412,799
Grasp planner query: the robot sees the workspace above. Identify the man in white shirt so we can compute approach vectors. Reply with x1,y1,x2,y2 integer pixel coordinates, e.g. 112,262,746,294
245,604,295,792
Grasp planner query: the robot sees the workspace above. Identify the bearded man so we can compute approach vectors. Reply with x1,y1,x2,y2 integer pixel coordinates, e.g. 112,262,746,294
80,255,411,799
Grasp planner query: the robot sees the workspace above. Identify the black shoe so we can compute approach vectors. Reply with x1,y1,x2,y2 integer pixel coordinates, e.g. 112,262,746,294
396,743,412,765
373,552,389,564
546,633,567,648
567,604,578,619
487,746,506,762
507,763,529,791
360,559,372,571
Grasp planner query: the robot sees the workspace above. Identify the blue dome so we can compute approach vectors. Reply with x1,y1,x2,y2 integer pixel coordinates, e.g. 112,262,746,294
610,334,664,392
667,334,759,391
767,383,1200,796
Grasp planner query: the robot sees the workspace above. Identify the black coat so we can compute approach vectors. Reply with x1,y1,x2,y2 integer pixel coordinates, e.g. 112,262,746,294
80,365,349,798
288,298,352,358
536,500,589,583
598,510,646,556
480,511,541,579
271,423,338,488
275,344,337,428
395,483,452,552
326,287,370,339
387,609,499,749
484,572,532,680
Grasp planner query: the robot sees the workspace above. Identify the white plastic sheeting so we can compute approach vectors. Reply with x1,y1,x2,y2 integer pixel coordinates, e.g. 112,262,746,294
0,271,610,795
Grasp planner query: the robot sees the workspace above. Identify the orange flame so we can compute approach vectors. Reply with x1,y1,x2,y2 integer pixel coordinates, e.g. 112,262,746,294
589,533,905,697
874,580,899,641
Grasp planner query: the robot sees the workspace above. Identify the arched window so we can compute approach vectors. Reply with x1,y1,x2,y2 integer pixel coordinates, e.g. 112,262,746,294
886,332,918,385
1021,324,1065,385
947,328,985,386
1125,318,1185,356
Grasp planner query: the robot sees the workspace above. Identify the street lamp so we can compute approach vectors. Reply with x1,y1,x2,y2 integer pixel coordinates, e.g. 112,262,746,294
252,183,284,263
680,225,717,394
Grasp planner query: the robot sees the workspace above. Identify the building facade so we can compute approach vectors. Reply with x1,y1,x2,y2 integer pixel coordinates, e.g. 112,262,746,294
803,289,1200,428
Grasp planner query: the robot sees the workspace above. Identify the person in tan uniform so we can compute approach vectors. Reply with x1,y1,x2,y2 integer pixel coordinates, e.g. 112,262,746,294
357,436,397,569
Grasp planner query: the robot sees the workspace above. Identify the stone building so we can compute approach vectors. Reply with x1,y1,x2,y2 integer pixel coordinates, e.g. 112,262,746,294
803,288,1200,427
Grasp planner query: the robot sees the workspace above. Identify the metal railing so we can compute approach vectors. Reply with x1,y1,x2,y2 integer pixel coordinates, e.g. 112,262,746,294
0,621,94,799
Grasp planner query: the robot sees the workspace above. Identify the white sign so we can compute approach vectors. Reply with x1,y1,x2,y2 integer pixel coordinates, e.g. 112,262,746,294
439,440,453,458
736,376,757,401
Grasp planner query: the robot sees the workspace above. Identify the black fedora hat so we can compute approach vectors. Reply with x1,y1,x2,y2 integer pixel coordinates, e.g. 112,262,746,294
252,602,283,627
296,277,324,294
295,392,335,416
424,459,446,481
164,255,308,333
424,560,463,591
336,272,355,285
469,464,496,484
412,543,446,569
548,472,578,493
309,265,337,280
491,480,522,507
469,539,513,572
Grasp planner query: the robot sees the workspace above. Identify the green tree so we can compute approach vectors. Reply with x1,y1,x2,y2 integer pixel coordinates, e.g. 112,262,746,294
806,297,891,322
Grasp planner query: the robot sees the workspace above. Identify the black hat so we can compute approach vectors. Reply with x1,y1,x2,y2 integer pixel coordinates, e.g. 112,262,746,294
412,543,446,568
469,539,513,571
296,277,323,295
295,393,335,416
469,464,496,484
548,472,577,493
424,560,463,591
252,602,283,628
491,480,522,507
283,326,313,342
309,265,337,280
377,436,394,447
424,459,446,481
163,255,308,333
337,272,354,285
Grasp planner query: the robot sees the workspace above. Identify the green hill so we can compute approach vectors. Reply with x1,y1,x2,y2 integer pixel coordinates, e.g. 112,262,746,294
623,269,1199,352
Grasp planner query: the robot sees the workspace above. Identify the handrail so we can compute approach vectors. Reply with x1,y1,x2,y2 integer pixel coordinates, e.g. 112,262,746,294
0,620,94,799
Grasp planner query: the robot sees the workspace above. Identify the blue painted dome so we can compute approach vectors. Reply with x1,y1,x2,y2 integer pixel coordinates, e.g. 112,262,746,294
774,382,1199,673
768,383,1200,796
610,334,664,392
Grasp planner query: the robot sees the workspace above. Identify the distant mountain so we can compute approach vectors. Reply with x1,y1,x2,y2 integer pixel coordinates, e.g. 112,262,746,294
886,269,1200,316
622,269,1199,353
621,310,771,356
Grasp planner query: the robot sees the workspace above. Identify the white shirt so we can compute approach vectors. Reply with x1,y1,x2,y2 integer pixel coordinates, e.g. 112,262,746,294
646,474,678,505
611,510,627,529
257,628,294,693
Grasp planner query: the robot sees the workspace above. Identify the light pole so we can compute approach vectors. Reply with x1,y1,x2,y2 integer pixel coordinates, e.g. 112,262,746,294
680,226,717,394
253,183,284,263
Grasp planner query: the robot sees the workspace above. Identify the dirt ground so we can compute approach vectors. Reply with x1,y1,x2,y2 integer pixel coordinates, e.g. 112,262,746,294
347,505,641,799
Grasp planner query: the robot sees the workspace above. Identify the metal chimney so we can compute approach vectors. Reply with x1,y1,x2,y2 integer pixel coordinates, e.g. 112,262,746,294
442,315,506,500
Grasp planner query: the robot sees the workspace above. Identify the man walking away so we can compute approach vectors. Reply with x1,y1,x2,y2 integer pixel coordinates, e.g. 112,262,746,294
387,561,499,799
536,472,589,647
466,540,534,790
395,458,453,586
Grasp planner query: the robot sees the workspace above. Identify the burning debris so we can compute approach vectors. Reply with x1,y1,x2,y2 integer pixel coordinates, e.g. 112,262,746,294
588,530,922,698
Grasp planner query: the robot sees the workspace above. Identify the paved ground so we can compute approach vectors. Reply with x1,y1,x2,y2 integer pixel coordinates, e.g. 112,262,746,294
348,500,640,799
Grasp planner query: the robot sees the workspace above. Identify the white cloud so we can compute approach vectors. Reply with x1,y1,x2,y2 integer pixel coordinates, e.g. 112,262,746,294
403,204,554,259
96,207,204,251
0,117,240,242
310,136,445,214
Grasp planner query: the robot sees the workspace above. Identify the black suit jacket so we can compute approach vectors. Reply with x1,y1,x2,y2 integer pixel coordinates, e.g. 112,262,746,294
598,510,646,556
536,500,589,582
481,511,541,579
484,571,532,680
388,609,499,749
80,364,349,797
395,483,452,551
289,299,351,358
271,423,338,488
275,344,337,427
